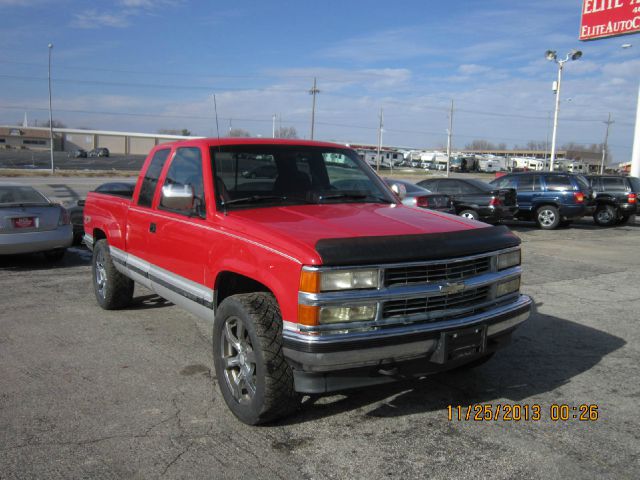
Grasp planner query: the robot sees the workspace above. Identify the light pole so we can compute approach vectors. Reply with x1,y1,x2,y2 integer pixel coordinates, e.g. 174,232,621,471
47,43,54,174
545,49,582,172
309,77,320,140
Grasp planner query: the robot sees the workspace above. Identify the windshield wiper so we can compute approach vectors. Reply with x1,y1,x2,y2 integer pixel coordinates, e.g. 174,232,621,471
221,195,315,207
316,192,390,203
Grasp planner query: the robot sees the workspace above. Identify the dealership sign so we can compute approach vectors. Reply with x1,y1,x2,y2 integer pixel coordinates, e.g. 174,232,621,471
580,0,640,40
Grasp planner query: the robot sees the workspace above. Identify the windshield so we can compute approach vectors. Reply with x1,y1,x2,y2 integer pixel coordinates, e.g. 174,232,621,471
0,186,50,206
575,175,590,191
211,145,396,209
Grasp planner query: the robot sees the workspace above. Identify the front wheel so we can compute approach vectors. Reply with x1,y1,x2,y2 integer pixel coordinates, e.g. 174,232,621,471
92,239,134,310
536,205,560,230
459,209,479,221
593,205,617,227
213,293,298,425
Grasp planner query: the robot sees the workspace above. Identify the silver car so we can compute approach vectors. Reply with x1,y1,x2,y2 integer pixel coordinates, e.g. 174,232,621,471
0,183,73,260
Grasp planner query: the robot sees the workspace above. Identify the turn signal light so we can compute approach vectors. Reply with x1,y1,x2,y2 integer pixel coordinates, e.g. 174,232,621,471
573,192,584,203
628,193,637,204
299,270,320,294
298,305,319,326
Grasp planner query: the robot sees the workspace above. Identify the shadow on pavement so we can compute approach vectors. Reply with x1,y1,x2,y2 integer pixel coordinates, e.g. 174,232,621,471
281,305,625,424
0,246,91,271
128,294,173,310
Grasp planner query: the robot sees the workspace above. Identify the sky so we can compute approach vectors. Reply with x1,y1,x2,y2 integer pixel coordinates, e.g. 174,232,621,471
1,0,639,163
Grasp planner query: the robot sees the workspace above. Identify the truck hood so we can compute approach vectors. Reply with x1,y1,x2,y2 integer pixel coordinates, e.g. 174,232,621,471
223,203,515,266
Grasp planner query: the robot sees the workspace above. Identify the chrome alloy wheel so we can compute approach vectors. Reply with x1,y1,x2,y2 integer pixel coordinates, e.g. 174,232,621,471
596,208,614,224
538,208,557,228
95,248,107,299
220,316,257,404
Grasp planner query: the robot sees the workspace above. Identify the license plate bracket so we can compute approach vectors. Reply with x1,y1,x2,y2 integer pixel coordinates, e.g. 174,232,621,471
430,325,487,364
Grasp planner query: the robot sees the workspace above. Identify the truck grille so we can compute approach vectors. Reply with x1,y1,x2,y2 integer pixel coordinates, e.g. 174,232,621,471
384,257,491,287
382,286,490,319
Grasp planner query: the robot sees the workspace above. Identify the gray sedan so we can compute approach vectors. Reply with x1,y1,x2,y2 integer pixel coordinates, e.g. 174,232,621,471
0,183,73,260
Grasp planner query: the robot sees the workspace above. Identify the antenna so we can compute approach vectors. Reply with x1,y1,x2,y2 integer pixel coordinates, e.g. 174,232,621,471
213,93,221,142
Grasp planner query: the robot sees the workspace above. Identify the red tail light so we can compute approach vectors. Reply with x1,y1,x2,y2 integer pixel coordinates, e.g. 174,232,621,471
628,193,637,204
416,196,430,208
489,196,502,207
58,207,70,226
573,192,584,203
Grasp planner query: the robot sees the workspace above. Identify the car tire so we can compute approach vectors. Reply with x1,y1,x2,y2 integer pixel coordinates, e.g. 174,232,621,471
92,239,134,310
44,248,66,262
459,209,479,221
535,205,560,230
213,293,298,425
593,205,617,227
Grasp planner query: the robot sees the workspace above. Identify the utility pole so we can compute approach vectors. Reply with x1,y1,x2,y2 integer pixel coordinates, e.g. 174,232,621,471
47,43,54,175
600,113,614,174
376,108,384,172
446,99,454,178
272,114,276,138
309,77,320,140
228,119,232,136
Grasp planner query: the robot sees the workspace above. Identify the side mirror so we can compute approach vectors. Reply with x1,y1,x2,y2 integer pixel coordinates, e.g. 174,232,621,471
161,184,194,211
390,183,407,200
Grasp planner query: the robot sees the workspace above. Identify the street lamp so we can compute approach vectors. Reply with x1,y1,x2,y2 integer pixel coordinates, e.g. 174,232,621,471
47,43,54,174
545,49,582,172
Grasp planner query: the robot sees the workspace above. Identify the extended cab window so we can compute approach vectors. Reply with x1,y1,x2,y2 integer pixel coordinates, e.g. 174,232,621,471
160,147,206,217
517,175,540,191
138,149,170,207
211,145,394,210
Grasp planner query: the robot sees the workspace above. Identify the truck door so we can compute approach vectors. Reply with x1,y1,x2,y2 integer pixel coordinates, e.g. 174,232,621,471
147,146,214,317
125,147,172,287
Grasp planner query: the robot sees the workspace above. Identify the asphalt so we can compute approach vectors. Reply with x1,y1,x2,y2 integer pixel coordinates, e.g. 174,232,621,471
0,180,639,479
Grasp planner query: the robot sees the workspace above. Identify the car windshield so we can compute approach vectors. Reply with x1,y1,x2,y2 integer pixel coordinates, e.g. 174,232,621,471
211,145,396,209
0,186,50,206
466,179,493,191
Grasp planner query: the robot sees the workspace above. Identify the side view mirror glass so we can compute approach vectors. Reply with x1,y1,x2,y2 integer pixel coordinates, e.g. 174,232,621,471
390,183,407,200
161,184,194,211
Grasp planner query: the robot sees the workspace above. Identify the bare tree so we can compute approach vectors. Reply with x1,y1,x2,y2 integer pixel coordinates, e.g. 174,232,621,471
465,139,497,150
228,128,251,137
158,128,191,136
275,126,298,139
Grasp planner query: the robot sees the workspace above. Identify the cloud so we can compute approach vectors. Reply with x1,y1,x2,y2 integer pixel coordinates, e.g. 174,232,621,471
320,28,438,63
72,9,132,29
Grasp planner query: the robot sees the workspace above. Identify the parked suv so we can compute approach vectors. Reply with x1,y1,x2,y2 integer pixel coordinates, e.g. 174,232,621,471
490,172,594,229
586,175,638,226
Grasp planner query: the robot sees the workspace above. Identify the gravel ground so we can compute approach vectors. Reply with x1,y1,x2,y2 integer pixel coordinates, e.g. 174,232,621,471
0,209,638,479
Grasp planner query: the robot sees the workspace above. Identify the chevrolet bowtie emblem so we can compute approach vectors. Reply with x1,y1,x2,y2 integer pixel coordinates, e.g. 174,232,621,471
439,281,465,295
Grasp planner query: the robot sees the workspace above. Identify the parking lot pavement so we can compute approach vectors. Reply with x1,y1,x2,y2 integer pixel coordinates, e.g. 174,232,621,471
1,220,639,479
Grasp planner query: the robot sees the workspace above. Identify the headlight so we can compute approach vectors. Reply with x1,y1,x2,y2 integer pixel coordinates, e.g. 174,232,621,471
497,250,520,270
496,277,520,297
300,268,379,293
319,305,377,324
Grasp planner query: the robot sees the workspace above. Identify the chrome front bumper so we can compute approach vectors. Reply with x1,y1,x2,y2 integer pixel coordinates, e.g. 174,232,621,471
283,294,532,374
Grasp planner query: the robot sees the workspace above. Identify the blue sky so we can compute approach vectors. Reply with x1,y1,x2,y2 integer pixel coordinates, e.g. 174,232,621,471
1,0,639,163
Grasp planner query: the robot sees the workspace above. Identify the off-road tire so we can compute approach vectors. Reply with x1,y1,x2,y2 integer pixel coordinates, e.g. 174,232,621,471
593,204,617,227
459,209,479,221
536,205,560,230
213,293,298,425
92,239,134,310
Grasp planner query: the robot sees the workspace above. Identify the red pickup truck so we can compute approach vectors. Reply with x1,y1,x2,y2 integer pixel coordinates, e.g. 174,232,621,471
84,138,531,425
